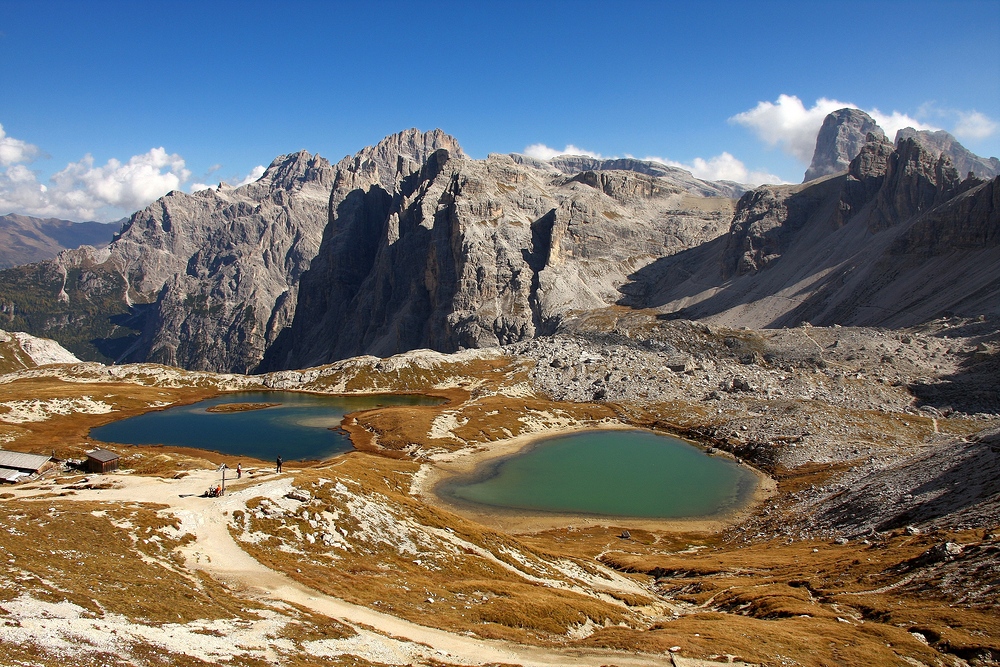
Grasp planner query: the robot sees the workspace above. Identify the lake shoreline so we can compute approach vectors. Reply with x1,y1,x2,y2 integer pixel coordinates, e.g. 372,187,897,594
413,424,776,535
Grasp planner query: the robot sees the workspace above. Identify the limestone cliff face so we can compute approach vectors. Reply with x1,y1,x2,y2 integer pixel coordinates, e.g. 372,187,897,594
895,128,1000,180
102,150,336,371
10,126,992,373
262,150,737,370
869,137,964,232
533,155,747,198
804,109,885,182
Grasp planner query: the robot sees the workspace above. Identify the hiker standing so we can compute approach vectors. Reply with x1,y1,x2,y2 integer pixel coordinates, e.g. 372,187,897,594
276,455,282,473
236,462,242,479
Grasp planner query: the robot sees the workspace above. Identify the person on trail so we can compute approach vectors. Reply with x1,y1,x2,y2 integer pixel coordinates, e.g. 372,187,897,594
276,455,282,473
236,462,242,479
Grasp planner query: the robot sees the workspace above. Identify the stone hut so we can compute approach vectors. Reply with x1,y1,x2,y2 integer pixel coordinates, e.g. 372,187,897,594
86,449,120,474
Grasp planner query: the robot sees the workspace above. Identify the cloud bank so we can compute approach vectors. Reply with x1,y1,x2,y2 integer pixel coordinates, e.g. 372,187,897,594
523,143,604,160
0,123,266,222
952,111,998,141
191,165,266,193
644,152,785,186
0,124,41,167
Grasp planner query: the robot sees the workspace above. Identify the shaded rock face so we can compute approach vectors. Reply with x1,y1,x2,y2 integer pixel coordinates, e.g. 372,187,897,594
261,151,737,370
869,137,964,232
804,108,886,182
895,128,1000,180
628,134,1000,328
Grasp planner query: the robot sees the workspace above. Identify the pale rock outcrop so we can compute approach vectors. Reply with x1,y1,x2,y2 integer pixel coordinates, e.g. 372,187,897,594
0,329,79,372
512,154,747,198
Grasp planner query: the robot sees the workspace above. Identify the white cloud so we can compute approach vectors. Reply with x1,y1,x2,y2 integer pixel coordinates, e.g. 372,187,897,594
0,147,191,221
235,165,266,186
730,94,934,164
0,122,271,222
189,164,266,193
523,143,604,160
953,110,998,140
867,109,936,140
643,152,785,186
0,123,40,166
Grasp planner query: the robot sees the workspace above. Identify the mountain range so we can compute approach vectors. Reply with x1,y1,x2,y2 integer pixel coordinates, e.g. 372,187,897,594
0,113,996,372
0,214,118,269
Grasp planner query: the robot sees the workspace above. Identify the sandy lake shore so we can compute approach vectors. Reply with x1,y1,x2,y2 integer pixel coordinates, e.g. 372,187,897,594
412,424,776,534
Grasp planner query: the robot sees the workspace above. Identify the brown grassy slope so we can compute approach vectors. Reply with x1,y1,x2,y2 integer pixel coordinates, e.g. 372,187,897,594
232,456,640,645
600,531,1000,665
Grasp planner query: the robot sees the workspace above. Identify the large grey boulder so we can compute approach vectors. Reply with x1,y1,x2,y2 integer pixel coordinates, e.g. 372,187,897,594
804,108,886,182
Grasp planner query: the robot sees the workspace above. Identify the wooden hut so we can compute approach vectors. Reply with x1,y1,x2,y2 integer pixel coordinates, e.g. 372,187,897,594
0,450,52,483
86,449,120,474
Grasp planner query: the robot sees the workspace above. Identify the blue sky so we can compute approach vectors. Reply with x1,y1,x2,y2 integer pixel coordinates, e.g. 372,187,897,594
1,0,998,221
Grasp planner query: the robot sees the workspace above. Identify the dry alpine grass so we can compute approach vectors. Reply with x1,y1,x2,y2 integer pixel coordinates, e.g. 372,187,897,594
0,496,367,666
0,346,997,666
230,456,640,645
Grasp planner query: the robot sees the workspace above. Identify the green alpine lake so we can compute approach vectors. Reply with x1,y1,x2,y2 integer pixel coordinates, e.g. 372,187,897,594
439,429,758,519
90,391,442,461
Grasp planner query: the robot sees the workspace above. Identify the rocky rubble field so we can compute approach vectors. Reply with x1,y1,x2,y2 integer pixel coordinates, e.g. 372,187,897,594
511,310,1000,544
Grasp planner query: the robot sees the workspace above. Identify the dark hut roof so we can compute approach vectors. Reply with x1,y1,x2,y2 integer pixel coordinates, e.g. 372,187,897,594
87,449,120,463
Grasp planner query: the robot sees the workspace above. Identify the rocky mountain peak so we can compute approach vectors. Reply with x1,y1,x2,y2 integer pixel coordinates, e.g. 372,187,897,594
894,128,1000,180
804,108,886,182
254,151,335,192
332,128,466,196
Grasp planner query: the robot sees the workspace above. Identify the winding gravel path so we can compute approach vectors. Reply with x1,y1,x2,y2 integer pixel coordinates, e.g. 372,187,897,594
16,469,682,667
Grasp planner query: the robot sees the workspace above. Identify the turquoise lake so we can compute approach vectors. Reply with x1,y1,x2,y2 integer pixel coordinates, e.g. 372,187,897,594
440,430,758,519
90,392,442,461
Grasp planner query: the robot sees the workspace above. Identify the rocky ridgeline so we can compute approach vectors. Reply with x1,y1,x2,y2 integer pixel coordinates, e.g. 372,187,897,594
1,123,997,375
0,150,336,371
895,127,1000,180
804,108,1000,183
